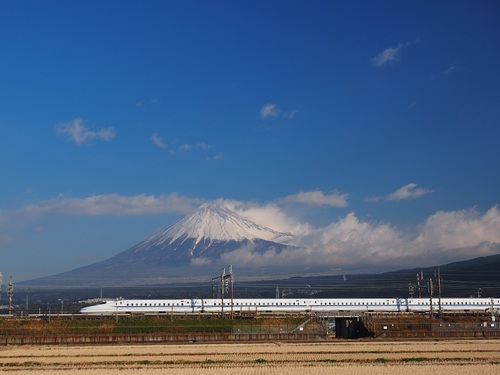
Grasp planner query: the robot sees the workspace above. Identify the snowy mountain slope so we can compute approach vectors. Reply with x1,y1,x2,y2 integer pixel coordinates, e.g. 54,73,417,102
134,203,294,253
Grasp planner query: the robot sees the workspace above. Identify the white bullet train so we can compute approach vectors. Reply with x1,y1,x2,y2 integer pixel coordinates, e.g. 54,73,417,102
79,297,500,315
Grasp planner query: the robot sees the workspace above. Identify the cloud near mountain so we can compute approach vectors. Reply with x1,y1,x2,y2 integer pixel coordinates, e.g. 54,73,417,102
225,204,500,273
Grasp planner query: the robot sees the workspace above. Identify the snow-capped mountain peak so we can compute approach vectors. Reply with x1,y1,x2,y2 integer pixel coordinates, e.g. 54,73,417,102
143,203,293,248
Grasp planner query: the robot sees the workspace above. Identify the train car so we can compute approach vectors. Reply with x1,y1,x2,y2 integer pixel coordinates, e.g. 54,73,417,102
79,297,500,315
405,297,499,312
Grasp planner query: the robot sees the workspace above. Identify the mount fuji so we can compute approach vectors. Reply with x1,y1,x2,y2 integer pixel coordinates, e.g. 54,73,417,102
24,204,298,287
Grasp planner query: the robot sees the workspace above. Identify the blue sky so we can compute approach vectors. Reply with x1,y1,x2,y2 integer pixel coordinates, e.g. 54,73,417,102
1,1,499,281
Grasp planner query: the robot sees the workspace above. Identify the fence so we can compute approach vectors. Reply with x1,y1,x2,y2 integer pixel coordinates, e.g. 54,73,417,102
0,332,325,345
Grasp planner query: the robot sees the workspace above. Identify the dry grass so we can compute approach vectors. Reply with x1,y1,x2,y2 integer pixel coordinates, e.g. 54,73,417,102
1,340,499,374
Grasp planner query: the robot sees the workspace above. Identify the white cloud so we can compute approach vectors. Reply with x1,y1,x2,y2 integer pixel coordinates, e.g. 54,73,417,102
370,41,416,67
260,103,278,119
221,200,311,237
414,205,500,250
217,200,500,273
197,142,211,150
295,213,406,267
56,118,116,145
366,183,434,202
386,183,434,201
151,132,166,148
206,152,223,161
281,190,348,207
165,141,214,155
19,193,196,216
260,103,298,120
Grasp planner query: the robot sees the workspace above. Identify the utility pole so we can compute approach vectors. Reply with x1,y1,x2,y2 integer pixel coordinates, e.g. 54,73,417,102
491,298,496,322
8,276,13,315
428,278,434,318
220,268,225,317
213,266,234,319
211,276,220,298
437,268,442,317
408,282,414,299
229,266,234,319
417,272,423,298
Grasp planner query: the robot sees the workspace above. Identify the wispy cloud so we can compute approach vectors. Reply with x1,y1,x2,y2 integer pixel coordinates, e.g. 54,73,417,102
18,193,196,216
366,183,434,202
370,40,416,67
260,103,278,118
151,132,166,149
175,142,213,153
442,65,456,75
206,152,223,161
56,118,116,145
387,183,434,201
281,190,348,207
197,142,212,150
260,103,298,120
151,135,216,157
432,64,457,79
